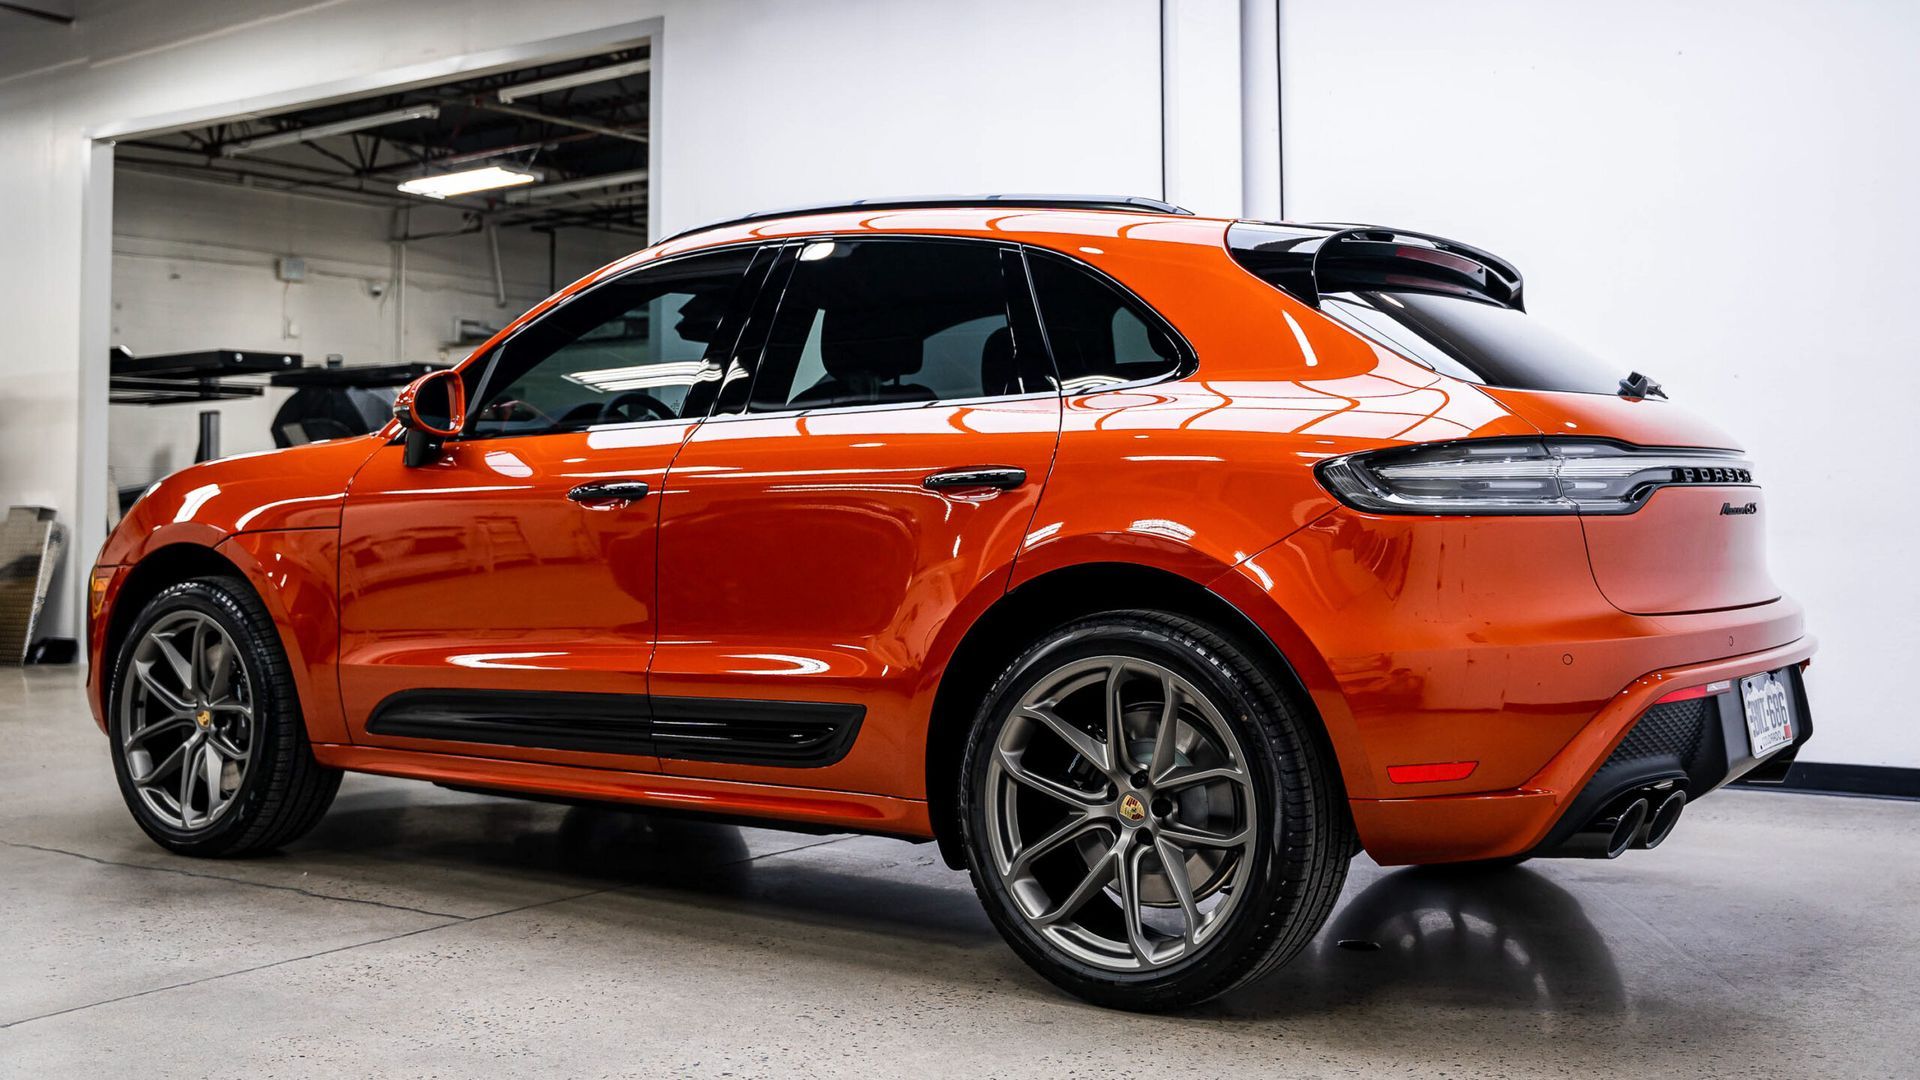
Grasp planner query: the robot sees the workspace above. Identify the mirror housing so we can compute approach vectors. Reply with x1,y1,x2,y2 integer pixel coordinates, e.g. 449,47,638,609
393,369,465,466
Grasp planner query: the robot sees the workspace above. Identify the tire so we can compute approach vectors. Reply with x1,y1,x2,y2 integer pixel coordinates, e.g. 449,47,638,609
107,576,341,857
958,610,1352,1011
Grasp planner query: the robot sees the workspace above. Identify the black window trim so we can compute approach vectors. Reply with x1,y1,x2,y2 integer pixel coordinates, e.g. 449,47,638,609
702,232,1061,423
447,239,778,443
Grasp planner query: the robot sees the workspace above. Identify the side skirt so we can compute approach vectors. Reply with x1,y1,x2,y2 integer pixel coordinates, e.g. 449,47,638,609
310,742,934,839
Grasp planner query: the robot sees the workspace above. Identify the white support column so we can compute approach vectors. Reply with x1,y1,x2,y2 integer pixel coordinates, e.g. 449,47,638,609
1239,0,1282,220
71,138,115,645
1160,0,1244,216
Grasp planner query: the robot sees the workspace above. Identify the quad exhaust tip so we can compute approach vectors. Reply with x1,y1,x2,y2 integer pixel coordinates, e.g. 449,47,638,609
1541,786,1688,859
1636,789,1687,850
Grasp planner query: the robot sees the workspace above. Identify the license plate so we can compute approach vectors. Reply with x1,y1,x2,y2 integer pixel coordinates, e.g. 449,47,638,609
1740,670,1795,757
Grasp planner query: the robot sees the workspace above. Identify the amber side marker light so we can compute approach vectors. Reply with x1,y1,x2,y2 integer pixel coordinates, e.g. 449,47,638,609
88,570,113,620
1386,761,1477,784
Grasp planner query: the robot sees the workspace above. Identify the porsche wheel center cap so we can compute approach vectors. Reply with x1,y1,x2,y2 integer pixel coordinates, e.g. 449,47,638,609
1118,792,1148,825
195,709,212,728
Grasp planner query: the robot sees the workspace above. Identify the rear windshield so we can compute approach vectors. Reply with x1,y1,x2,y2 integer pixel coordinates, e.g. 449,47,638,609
1320,290,1621,396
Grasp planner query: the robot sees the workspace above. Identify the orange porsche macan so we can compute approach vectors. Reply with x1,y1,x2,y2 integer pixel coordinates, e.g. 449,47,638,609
86,196,1814,1010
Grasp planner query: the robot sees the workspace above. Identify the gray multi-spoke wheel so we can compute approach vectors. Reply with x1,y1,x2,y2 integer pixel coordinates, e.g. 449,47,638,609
108,576,340,856
986,655,1257,971
961,610,1353,1011
119,610,255,831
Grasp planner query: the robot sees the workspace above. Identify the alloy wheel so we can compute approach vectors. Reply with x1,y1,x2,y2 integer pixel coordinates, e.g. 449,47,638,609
984,655,1260,972
116,610,255,831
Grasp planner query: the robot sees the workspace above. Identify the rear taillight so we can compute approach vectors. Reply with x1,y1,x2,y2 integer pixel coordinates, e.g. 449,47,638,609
1316,438,1755,516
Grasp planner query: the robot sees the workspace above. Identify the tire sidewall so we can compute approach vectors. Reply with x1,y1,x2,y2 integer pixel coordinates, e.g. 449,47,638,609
106,579,291,856
959,615,1294,1004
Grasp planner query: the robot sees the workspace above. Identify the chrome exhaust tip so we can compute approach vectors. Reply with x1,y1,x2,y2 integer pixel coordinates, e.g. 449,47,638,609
1636,789,1687,850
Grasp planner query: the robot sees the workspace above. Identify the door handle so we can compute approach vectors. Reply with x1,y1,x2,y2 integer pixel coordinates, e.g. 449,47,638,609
567,480,651,502
923,467,1026,492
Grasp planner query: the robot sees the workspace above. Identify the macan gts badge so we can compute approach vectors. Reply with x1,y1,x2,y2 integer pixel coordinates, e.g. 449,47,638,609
87,196,1813,1011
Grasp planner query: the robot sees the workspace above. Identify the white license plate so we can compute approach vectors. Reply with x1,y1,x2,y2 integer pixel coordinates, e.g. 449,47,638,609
1740,670,1795,758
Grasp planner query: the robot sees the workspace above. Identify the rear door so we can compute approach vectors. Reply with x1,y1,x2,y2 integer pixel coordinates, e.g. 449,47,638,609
650,237,1060,796
336,245,769,762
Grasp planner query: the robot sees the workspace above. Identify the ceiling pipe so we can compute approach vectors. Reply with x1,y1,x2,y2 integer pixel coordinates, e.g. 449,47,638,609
467,98,649,145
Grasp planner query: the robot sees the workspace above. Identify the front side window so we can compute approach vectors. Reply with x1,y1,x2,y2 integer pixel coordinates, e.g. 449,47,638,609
747,239,1032,411
466,247,757,438
1026,250,1184,393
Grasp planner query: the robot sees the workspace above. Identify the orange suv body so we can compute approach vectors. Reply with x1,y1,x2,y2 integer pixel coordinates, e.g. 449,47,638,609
86,197,1812,1007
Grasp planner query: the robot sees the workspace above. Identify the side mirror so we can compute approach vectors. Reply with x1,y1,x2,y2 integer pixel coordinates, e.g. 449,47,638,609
393,369,466,466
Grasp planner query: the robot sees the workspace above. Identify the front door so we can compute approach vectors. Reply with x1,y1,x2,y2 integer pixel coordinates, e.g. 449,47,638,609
651,237,1061,796
337,245,766,763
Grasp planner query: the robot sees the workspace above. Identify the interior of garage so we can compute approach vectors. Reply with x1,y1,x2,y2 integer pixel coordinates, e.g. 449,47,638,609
1,2,1915,1076
105,51,645,503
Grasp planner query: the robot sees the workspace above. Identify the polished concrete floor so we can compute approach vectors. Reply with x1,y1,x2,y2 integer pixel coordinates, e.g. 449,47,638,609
2,666,1914,1078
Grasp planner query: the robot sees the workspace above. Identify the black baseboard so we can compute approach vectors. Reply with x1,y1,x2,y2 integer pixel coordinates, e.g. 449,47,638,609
1738,762,1920,800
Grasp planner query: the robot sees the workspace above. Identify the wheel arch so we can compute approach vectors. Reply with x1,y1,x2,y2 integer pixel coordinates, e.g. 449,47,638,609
99,543,247,714
924,560,1346,870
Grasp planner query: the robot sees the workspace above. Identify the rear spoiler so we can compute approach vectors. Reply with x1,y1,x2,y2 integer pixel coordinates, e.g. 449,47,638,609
1226,222,1525,311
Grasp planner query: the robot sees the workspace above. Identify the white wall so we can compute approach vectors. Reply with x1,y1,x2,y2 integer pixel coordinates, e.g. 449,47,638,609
1279,0,1920,768
108,170,628,489
0,0,1165,640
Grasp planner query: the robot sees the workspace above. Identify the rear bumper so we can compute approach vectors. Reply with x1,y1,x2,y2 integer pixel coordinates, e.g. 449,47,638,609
1217,507,1812,865
1349,635,1815,865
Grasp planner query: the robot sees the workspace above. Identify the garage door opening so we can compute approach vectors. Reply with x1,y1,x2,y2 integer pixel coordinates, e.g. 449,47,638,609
101,43,653,514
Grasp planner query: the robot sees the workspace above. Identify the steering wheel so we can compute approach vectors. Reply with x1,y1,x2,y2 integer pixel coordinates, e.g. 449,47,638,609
597,391,678,425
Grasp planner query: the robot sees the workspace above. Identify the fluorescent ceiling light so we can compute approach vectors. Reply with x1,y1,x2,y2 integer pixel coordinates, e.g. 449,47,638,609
222,104,440,157
398,165,538,199
506,167,650,203
497,58,652,103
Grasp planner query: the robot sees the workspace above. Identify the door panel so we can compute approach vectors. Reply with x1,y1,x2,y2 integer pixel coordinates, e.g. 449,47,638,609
338,424,688,766
651,400,1059,795
335,244,768,765
649,236,1060,797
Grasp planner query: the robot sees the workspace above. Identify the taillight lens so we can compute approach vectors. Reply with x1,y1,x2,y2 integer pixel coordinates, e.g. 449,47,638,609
1316,438,1755,516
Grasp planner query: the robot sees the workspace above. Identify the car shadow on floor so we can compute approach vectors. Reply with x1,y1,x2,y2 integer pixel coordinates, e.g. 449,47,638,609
1232,864,1628,1016
296,791,1638,1018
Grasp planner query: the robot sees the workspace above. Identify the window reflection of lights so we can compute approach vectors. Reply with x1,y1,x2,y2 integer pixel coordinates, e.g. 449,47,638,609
564,360,716,393
1283,311,1319,368
450,651,565,670
799,241,836,262
1127,518,1195,541
1059,374,1127,393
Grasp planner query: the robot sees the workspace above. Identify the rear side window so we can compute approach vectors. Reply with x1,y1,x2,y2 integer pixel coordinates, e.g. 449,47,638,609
1321,291,1621,396
1027,251,1184,392
748,239,1030,411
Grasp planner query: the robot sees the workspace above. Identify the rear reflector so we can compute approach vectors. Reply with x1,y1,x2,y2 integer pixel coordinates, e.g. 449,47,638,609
1387,761,1477,784
1657,679,1734,704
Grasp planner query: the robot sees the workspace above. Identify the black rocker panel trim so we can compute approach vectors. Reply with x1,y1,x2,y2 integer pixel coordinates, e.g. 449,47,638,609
366,689,651,756
366,690,865,767
650,696,865,767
